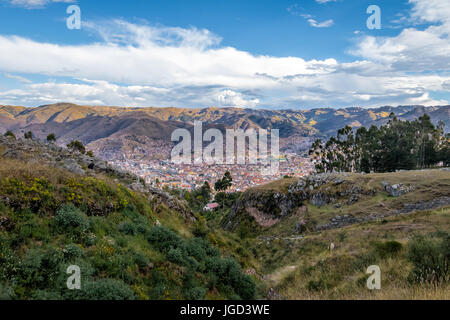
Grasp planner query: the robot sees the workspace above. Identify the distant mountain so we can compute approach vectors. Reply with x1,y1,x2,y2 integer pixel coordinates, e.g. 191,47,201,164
0,103,448,159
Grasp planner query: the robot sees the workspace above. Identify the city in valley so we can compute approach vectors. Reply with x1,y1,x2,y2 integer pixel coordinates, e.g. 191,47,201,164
110,153,314,192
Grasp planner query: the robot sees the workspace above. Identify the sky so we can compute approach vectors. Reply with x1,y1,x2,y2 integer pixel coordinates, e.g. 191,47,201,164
0,0,449,109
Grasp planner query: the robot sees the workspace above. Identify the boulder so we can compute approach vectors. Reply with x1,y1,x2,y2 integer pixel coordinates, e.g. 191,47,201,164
382,182,415,197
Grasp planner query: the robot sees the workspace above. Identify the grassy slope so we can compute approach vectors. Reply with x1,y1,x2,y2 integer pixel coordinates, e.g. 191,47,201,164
0,140,258,300
1,135,448,300
210,170,450,300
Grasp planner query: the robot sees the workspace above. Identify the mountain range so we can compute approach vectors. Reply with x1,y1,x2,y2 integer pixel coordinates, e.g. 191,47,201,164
0,103,448,160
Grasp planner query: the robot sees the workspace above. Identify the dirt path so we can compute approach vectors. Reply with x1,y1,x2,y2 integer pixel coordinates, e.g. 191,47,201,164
265,265,297,284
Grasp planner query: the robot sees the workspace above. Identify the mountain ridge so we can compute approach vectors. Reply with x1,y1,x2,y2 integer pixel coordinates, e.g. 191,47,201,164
1,103,448,160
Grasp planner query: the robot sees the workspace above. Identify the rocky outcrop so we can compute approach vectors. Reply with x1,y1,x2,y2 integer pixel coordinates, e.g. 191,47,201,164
148,186,196,222
226,172,377,229
316,196,450,231
0,136,196,221
382,182,415,197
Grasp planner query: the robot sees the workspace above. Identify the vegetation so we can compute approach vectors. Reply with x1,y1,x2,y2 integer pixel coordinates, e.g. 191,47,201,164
4,131,15,140
0,151,257,300
67,140,86,154
24,131,33,140
407,234,449,284
215,171,233,193
310,114,449,173
46,133,56,143
0,112,449,301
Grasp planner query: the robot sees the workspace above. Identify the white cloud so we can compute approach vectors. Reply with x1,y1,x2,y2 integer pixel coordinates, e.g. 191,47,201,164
351,0,450,72
287,5,334,28
0,0,449,109
216,90,260,108
315,0,336,4
307,19,334,28
3,73,31,83
9,0,75,9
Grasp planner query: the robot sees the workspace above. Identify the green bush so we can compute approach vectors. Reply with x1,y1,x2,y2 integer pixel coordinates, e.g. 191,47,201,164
118,222,137,235
55,204,89,234
4,131,15,139
185,287,206,300
31,290,62,300
407,235,449,284
373,241,403,259
132,252,149,270
206,257,256,299
147,226,184,252
167,247,185,265
46,133,56,143
0,238,21,281
148,226,256,299
21,246,64,289
306,279,327,292
24,131,33,140
0,282,15,300
62,244,85,260
80,279,135,300
67,140,86,154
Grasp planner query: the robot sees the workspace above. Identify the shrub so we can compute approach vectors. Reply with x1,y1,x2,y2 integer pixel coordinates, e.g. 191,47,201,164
86,150,94,158
133,252,149,270
184,287,206,300
407,235,449,284
62,244,85,260
373,241,403,259
0,237,19,282
167,247,186,265
306,279,327,292
186,238,209,262
206,257,256,299
0,282,15,300
118,222,137,235
46,133,56,143
21,246,64,289
4,131,15,139
147,226,184,252
67,140,86,154
54,204,89,233
0,177,57,214
148,270,168,299
24,131,33,140
80,279,135,300
31,290,62,300
234,274,256,300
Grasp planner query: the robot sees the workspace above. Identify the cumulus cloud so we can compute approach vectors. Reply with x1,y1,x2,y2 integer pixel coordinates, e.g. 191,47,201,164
351,0,450,72
307,19,334,28
315,0,336,4
9,0,75,9
216,90,260,108
0,0,449,109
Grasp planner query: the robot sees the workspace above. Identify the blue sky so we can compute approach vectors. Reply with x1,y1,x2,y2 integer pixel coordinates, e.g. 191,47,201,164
0,0,449,109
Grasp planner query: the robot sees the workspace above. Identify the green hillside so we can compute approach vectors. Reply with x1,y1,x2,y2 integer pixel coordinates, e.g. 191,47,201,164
0,133,449,300
0,135,257,300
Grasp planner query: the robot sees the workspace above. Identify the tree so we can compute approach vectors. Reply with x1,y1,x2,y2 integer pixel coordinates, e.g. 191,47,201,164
86,150,94,158
200,181,211,200
4,131,15,139
310,114,447,173
46,133,56,143
67,140,86,154
24,131,33,140
215,171,232,192
214,172,233,208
